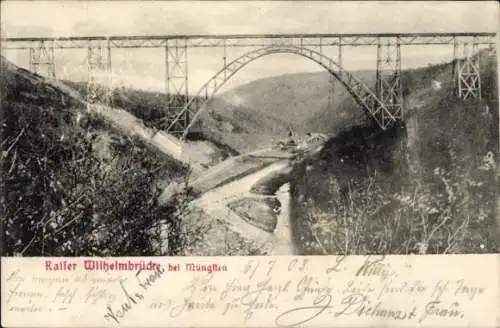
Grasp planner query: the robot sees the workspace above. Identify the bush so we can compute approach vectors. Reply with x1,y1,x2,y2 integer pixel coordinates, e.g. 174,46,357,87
298,151,498,255
290,51,499,255
1,64,189,256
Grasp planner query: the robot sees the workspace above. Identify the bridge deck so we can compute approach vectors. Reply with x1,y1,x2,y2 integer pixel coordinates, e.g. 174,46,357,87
2,32,496,49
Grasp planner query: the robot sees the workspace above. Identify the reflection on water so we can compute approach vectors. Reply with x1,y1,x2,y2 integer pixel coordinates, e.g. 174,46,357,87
273,183,297,255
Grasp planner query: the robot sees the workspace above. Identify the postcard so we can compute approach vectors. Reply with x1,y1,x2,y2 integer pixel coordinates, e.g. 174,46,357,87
1,1,499,327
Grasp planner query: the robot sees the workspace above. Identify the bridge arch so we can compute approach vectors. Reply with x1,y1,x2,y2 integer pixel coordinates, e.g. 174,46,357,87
165,45,398,139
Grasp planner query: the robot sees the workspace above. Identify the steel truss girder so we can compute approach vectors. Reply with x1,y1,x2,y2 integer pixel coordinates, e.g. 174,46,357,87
164,39,189,134
455,42,482,100
165,46,397,139
376,37,403,120
86,41,113,105
29,41,56,78
2,33,495,50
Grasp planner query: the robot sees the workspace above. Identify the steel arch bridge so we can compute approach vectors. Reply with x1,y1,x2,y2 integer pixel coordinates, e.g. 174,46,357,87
166,45,398,138
2,32,496,139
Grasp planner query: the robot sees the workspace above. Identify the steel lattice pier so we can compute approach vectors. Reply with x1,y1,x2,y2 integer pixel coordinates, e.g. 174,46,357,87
2,32,496,138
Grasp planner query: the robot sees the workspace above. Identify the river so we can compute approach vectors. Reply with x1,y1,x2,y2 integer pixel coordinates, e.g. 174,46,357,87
192,161,297,255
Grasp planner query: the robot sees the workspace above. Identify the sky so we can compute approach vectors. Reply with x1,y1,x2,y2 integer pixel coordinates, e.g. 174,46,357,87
1,1,498,93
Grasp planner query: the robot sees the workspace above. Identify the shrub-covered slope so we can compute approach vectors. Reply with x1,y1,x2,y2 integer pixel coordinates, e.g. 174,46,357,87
1,57,189,256
289,50,499,255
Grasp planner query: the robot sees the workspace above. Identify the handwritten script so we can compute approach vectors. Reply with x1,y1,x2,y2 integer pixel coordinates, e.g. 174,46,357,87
1,255,496,327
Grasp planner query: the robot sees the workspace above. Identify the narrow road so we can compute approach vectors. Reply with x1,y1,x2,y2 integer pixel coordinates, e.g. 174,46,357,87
192,160,297,255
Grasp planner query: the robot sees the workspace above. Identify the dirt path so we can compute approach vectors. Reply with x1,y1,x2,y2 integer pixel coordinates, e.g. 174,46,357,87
192,160,297,255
